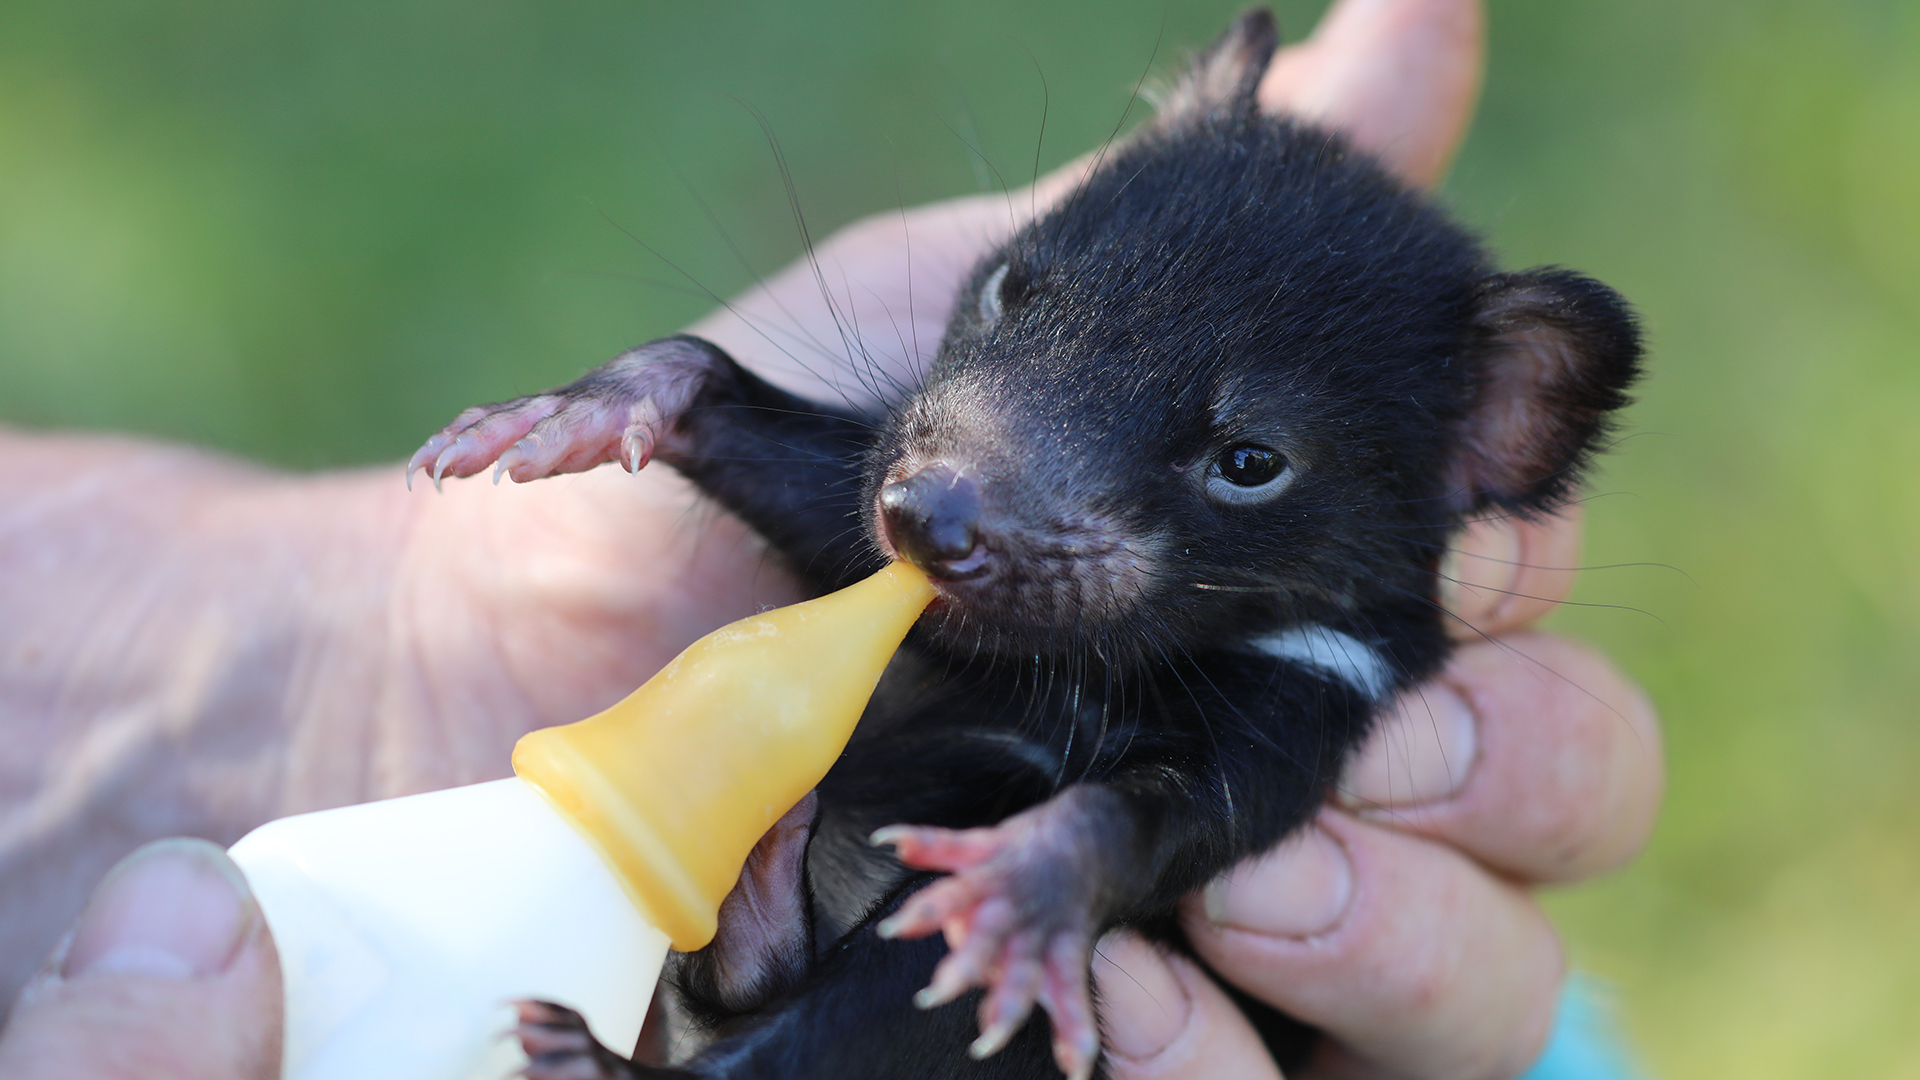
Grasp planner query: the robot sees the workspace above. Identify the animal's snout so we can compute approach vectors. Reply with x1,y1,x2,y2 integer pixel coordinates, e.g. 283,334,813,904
879,465,987,580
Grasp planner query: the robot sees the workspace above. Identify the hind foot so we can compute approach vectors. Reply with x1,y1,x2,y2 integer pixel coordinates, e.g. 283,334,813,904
676,792,817,1018
408,335,726,489
514,1001,645,1080
872,790,1138,1080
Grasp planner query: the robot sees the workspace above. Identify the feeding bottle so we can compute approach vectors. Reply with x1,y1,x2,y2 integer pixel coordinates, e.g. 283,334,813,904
228,563,933,1080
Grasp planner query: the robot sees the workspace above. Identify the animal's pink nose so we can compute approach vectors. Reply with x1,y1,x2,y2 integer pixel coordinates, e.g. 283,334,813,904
879,465,985,579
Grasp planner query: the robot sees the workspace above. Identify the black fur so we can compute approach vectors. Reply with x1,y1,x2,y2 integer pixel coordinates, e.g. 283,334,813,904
427,10,1641,1079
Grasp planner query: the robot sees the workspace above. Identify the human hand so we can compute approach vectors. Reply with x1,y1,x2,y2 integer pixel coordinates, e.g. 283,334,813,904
1058,4,1660,1077
1092,510,1663,1080
1,4,1660,1074
0,839,281,1080
4,0,1493,1007
374,0,1489,796
378,8,1664,1079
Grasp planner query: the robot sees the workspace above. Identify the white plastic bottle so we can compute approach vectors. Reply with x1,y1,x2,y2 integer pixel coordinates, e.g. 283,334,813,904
230,778,668,1080
226,563,935,1080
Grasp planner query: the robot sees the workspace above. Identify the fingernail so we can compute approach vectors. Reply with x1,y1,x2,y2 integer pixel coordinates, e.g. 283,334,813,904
1201,826,1352,938
1337,682,1479,809
1092,934,1192,1060
63,838,257,980
1440,519,1522,615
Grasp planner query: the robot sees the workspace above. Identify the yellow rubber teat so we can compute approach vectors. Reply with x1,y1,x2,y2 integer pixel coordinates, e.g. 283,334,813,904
512,562,934,951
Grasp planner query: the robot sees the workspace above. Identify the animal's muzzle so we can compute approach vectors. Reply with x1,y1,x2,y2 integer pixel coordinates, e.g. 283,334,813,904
879,464,988,580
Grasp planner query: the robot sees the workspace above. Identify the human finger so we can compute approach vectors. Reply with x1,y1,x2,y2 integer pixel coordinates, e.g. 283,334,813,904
1036,0,1486,206
1440,508,1585,641
1258,0,1484,188
1337,631,1663,884
691,0,1488,400
1093,933,1284,1080
1183,816,1563,1080
0,838,282,1080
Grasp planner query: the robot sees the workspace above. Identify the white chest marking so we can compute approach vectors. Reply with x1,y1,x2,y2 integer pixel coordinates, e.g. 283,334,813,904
1248,625,1396,701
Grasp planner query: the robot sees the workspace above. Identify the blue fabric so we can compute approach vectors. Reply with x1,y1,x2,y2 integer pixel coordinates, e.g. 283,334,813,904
1515,975,1644,1080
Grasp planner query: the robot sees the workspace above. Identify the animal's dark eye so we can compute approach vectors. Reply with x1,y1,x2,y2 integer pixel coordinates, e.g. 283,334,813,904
1217,446,1284,485
1204,444,1293,504
978,263,1011,327
977,261,1032,329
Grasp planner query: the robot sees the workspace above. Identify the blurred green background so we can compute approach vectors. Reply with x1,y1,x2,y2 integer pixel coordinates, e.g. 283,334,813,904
3,0,1916,1074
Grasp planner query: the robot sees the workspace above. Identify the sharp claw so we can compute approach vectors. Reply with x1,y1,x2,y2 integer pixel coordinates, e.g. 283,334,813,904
1056,1030,1098,1080
913,960,974,1009
621,430,651,475
968,1015,1021,1060
405,443,439,491
876,901,924,939
913,984,957,1010
869,825,911,849
431,440,466,493
494,443,528,486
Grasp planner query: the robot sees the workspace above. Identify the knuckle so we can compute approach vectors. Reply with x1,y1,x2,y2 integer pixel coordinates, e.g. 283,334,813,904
1452,632,1664,881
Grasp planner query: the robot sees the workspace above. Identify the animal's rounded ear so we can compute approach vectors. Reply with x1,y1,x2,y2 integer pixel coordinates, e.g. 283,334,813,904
1148,7,1279,129
1450,269,1642,515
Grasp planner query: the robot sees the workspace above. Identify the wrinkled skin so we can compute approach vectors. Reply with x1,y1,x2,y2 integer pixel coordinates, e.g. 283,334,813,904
0,3,1661,1080
418,10,1640,1080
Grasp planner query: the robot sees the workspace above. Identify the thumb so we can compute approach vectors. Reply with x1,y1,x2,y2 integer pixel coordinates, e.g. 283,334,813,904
0,838,283,1080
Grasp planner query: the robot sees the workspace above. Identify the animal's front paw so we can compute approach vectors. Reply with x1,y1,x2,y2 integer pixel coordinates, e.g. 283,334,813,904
872,796,1127,1080
407,335,724,489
